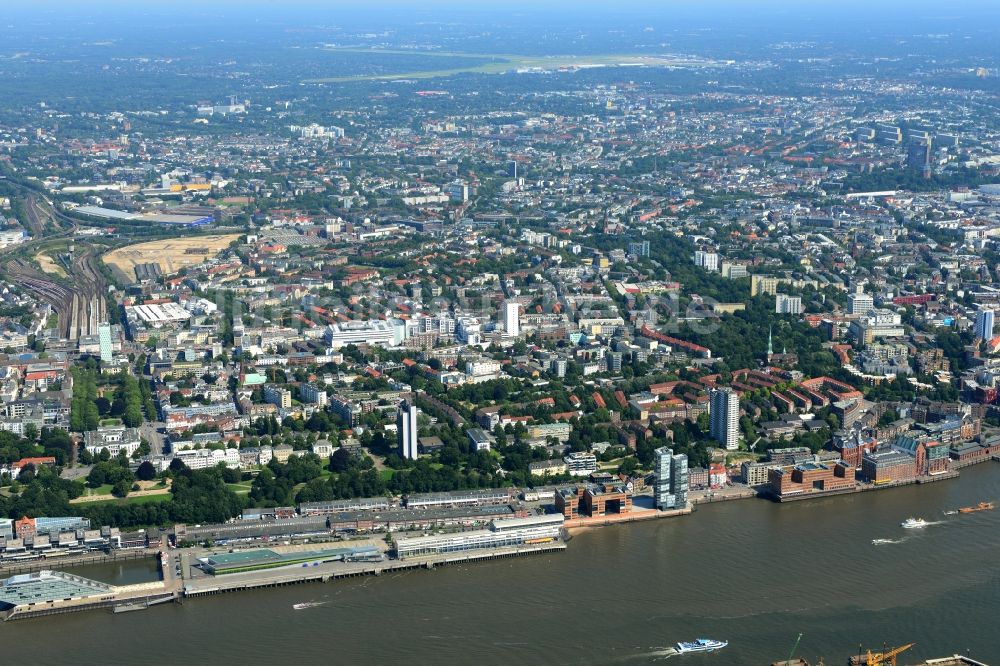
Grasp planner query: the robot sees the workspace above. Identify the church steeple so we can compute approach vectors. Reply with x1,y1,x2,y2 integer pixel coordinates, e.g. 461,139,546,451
767,325,773,357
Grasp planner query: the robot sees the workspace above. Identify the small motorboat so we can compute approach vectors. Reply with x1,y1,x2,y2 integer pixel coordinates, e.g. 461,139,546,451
293,601,327,610
901,517,928,529
676,639,728,654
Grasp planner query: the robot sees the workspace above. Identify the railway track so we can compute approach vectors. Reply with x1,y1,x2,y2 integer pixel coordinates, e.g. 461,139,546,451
6,243,106,340
23,197,44,237
5,260,74,335
0,198,78,261
2,186,108,339
62,246,106,339
22,194,72,238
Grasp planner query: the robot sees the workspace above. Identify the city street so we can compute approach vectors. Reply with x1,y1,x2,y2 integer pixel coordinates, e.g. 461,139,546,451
139,421,168,455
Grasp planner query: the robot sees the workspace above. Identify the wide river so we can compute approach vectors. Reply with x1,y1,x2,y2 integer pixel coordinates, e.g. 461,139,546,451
6,464,1000,665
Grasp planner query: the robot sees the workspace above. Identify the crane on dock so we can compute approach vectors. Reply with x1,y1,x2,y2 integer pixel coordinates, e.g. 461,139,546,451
787,633,803,664
866,643,914,666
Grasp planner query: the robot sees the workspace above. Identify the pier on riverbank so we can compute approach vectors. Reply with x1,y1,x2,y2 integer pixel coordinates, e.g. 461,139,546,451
182,541,566,598
0,540,566,621
563,505,691,531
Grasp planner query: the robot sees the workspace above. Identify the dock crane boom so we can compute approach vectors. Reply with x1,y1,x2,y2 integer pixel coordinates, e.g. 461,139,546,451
788,633,803,663
866,643,915,666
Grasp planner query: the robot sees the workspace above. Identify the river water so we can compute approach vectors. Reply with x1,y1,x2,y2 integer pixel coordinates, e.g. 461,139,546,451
6,464,1000,665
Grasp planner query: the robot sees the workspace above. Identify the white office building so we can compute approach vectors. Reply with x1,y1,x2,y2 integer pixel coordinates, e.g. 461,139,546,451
504,301,520,337
323,320,403,349
848,290,874,315
693,250,719,272
397,400,419,460
83,426,142,458
295,124,345,139
710,388,740,451
563,451,598,477
172,447,241,470
456,317,483,345
299,383,328,407
850,309,905,343
775,294,802,315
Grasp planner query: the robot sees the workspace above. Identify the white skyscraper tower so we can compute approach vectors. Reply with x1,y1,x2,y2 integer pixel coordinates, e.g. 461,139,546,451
710,388,740,451
975,308,995,341
504,301,520,338
397,400,419,460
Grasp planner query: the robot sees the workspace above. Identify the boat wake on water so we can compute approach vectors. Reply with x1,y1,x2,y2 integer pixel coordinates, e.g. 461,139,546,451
644,647,680,661
611,647,680,662
876,516,953,543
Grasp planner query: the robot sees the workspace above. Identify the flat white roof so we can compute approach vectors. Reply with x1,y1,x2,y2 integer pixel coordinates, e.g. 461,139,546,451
129,302,191,324
74,205,138,220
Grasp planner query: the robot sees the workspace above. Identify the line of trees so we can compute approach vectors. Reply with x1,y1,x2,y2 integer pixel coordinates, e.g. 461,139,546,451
69,369,99,432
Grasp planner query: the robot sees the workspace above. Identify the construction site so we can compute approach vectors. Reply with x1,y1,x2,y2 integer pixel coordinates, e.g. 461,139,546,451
102,234,240,283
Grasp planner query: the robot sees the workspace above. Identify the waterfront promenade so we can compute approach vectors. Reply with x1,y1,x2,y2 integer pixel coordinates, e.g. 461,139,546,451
181,540,566,598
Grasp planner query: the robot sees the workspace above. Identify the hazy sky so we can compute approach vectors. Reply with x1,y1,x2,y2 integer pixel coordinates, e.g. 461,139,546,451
4,0,997,59
12,0,1000,13
9,1,999,27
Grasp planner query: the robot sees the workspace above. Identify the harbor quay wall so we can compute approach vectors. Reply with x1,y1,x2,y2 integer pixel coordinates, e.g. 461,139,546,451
183,542,566,598
1,542,566,620
766,469,960,502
